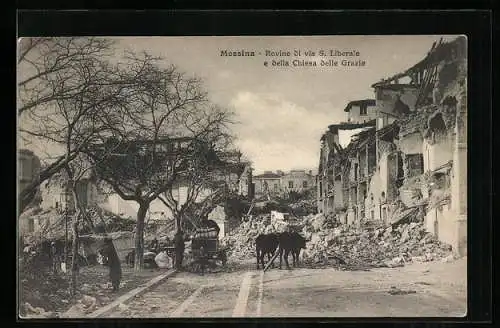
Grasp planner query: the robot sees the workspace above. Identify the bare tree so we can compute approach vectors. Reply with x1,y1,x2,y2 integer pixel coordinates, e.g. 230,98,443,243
157,159,224,232
87,59,235,271
62,155,93,297
17,38,156,213
17,37,114,116
157,149,244,232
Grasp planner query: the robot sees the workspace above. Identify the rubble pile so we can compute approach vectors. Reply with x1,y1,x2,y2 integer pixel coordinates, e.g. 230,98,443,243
289,199,317,216
20,206,136,242
223,211,454,269
221,214,289,260
301,218,453,269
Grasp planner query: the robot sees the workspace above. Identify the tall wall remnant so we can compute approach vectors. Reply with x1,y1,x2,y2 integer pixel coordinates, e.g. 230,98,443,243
316,36,467,257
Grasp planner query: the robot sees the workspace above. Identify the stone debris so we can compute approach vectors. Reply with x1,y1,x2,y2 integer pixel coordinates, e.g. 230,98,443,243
415,281,432,285
61,295,99,317
221,213,290,260
388,287,417,295
23,302,58,318
80,295,98,310
223,211,454,270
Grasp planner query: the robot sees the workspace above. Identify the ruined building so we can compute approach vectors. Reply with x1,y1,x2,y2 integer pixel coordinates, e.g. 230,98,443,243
317,36,467,257
316,120,376,217
18,149,42,233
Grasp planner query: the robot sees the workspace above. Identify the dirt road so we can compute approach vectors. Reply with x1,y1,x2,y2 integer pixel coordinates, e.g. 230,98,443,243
104,257,466,318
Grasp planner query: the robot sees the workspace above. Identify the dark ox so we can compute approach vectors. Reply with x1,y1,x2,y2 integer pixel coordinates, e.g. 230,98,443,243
255,233,279,270
278,231,307,269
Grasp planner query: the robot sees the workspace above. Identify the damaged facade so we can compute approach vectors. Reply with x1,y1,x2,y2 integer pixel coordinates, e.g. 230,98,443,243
18,149,41,196
316,37,467,257
18,149,42,233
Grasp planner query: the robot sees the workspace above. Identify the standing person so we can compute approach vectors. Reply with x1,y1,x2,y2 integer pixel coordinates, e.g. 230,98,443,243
102,237,122,292
198,246,208,275
173,231,185,270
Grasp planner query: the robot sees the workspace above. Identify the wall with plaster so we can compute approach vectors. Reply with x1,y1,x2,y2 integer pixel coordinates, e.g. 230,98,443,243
348,104,378,124
398,132,423,155
375,86,418,115
423,133,453,172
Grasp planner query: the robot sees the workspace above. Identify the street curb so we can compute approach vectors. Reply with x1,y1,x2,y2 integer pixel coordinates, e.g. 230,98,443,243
87,269,177,318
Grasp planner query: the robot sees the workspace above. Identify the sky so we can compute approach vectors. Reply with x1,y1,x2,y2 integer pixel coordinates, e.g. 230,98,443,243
19,35,458,175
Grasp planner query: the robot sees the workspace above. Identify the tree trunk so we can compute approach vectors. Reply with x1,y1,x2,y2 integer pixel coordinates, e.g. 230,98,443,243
70,185,81,297
134,202,149,272
175,212,183,233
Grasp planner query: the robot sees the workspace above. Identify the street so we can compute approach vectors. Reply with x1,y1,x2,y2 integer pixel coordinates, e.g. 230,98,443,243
104,257,466,318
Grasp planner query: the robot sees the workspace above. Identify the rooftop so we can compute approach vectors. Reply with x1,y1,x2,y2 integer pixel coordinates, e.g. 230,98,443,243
371,36,466,89
323,120,377,138
253,172,282,179
343,99,376,112
372,83,419,90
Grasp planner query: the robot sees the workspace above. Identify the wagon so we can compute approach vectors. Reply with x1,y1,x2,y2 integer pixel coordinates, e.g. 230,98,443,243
189,237,228,273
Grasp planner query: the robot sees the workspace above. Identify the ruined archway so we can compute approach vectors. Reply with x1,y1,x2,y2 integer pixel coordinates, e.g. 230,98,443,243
442,95,458,108
429,113,447,132
426,112,448,144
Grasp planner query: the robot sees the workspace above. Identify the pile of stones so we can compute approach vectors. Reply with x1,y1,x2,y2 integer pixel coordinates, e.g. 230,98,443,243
223,211,454,269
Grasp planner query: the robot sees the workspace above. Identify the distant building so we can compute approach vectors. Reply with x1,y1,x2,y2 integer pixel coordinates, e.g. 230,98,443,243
252,169,315,199
280,170,315,195
253,171,282,198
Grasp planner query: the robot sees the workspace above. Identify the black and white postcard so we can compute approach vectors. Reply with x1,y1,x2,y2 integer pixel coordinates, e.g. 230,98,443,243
17,35,468,318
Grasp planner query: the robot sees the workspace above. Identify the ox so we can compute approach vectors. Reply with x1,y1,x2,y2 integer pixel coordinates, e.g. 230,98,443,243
255,233,279,270
278,231,307,270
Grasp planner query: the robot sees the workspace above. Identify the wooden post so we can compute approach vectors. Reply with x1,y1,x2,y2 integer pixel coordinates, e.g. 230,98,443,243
263,251,279,272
